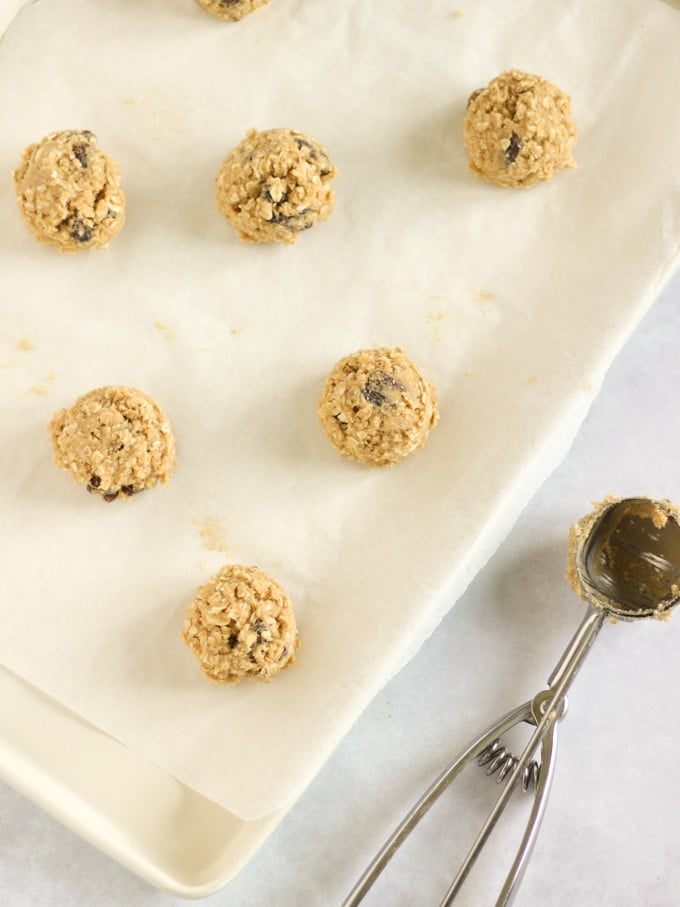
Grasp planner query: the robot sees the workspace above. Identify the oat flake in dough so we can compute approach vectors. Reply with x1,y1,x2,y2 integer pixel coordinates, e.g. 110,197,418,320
464,70,577,188
13,129,126,251
182,564,300,684
194,0,272,21
215,127,337,244
318,347,439,467
49,386,176,501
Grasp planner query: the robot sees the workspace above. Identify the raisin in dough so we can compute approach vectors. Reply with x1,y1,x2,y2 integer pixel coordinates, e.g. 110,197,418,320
182,564,300,684
14,130,125,251
464,70,577,188
194,0,271,21
215,128,337,244
318,348,439,467
49,386,176,501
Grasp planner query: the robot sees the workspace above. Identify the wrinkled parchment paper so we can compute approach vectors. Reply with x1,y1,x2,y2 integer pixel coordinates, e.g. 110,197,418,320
0,0,679,821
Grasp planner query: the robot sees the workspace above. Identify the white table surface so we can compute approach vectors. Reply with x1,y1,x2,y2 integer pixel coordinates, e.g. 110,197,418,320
3,267,680,906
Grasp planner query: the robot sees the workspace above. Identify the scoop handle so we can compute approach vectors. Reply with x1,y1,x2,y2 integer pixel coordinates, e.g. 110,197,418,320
547,605,607,690
440,605,607,905
340,701,535,907
341,606,607,906
439,606,606,904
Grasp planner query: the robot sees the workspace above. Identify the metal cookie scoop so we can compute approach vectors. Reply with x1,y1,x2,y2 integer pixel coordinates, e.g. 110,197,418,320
342,496,680,907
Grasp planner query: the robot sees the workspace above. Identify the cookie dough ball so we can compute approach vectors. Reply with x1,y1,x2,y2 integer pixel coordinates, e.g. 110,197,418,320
194,0,271,21
49,386,176,501
318,347,439,467
215,127,337,244
182,565,300,684
463,70,576,188
13,130,126,252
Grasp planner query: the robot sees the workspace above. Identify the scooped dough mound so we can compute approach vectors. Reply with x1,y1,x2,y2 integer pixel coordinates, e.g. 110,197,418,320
182,564,300,684
318,347,439,467
215,127,337,244
566,496,680,619
13,130,126,251
463,70,576,188
49,386,176,501
194,0,271,21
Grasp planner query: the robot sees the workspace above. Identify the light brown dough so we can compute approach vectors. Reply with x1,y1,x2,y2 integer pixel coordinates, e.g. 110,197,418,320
318,347,439,467
463,70,577,188
182,564,300,684
14,129,126,252
194,0,271,21
49,386,176,501
215,127,336,244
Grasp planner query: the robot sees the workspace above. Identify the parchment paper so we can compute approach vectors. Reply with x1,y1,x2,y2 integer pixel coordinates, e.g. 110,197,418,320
0,0,679,822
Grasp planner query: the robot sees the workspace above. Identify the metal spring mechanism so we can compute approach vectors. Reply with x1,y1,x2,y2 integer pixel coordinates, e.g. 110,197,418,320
477,739,540,793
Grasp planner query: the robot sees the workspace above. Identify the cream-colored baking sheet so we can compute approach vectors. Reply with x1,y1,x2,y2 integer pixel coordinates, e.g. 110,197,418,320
0,0,679,823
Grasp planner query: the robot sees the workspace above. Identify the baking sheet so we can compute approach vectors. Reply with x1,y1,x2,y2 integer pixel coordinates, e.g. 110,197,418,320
0,663,286,897
0,0,679,824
